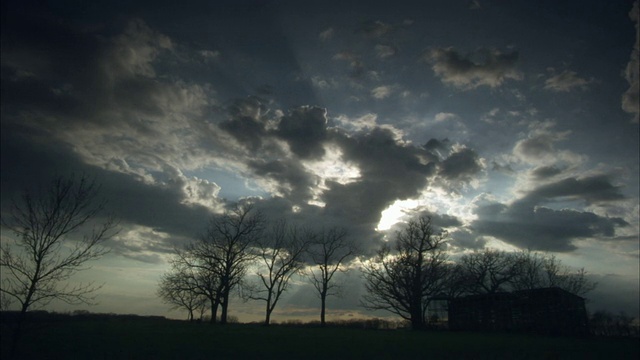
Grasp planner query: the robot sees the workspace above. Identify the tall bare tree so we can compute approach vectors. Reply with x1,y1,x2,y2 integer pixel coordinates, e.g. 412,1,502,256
458,248,524,294
198,204,264,324
512,250,597,296
0,175,117,356
249,220,311,325
308,226,355,326
157,259,207,321
361,216,449,330
0,175,117,315
171,242,225,323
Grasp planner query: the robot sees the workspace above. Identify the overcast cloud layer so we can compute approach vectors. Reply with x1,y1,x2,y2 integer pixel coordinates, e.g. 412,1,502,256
1,0,638,320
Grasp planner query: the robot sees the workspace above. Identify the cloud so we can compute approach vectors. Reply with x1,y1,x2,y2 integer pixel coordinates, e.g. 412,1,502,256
248,158,318,201
424,47,522,89
530,165,563,179
622,1,639,122
199,50,220,62
434,112,458,122
371,85,393,99
220,97,270,153
526,175,625,204
360,20,394,38
276,106,329,160
333,51,366,79
423,138,450,159
319,27,335,41
375,44,397,58
334,113,378,132
316,128,437,248
544,70,593,92
107,18,173,79
513,121,584,166
439,147,483,182
471,175,628,251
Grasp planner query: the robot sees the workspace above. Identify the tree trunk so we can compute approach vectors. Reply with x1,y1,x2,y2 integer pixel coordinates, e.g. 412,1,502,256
320,291,327,326
409,299,424,330
220,290,230,324
10,303,30,359
265,308,272,325
210,299,218,324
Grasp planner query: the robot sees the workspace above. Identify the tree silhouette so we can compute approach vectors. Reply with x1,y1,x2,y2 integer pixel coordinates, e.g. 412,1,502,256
1,175,117,313
197,204,264,324
361,216,449,330
175,242,224,323
0,175,117,355
249,220,311,325
457,249,597,297
458,248,524,294
157,258,207,321
512,250,597,296
308,226,355,326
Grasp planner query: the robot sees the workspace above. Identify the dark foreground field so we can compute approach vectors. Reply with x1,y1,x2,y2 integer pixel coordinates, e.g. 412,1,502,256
2,316,638,359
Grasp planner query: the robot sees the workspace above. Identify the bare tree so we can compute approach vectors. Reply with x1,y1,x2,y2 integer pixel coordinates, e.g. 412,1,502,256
157,259,207,321
457,249,597,297
249,220,311,325
198,204,264,324
174,243,224,323
0,175,117,356
308,226,355,326
0,175,117,315
458,248,524,295
361,216,449,330
512,250,597,296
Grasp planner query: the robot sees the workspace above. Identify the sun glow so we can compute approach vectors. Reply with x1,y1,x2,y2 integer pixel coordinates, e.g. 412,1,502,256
302,144,361,185
377,199,421,231
302,144,361,207
376,187,475,232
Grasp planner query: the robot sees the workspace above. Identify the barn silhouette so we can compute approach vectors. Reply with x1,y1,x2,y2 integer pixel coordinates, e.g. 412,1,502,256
434,287,589,335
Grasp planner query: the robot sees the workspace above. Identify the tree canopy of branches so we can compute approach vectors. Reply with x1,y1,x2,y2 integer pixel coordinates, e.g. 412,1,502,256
361,216,449,330
160,204,265,324
308,226,355,326
511,250,597,296
0,175,117,316
457,248,524,295
248,220,311,325
457,249,597,297
157,258,206,321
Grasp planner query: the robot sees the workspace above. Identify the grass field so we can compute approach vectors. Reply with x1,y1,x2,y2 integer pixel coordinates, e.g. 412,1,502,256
2,316,638,359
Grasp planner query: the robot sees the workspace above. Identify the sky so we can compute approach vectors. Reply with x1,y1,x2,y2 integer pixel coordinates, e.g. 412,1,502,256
1,0,639,322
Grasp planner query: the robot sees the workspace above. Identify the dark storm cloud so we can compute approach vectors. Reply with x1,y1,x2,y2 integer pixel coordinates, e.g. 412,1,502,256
0,14,217,175
276,106,328,159
220,98,270,153
0,15,226,263
622,1,639,122
439,147,483,181
424,47,522,89
423,138,450,157
526,175,625,204
531,165,563,179
324,128,436,228
248,158,317,201
1,16,174,126
0,125,213,243
471,175,628,251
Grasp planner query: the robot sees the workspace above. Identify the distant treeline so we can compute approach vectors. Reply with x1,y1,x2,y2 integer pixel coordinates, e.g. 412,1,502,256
1,309,637,337
0,310,167,324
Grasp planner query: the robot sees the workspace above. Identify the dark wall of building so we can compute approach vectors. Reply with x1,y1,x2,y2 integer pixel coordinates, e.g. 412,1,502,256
448,287,589,336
